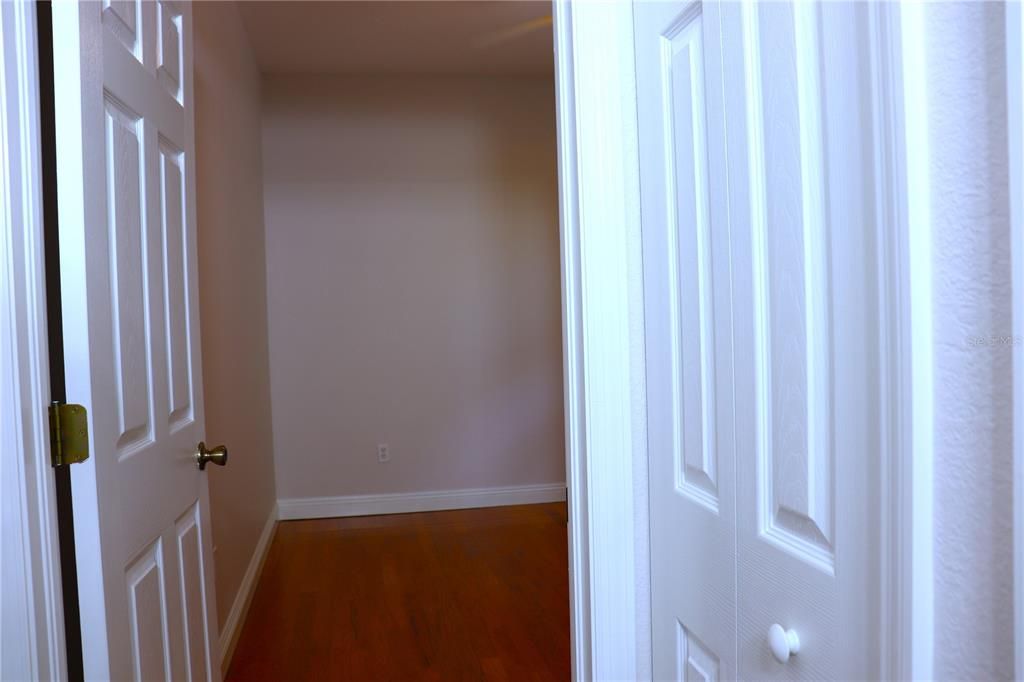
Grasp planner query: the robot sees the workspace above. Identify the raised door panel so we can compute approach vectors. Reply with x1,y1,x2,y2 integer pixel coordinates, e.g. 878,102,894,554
176,504,212,682
746,0,835,573
159,139,194,430
157,1,182,101
102,0,141,60
125,540,172,681
635,1,737,679
678,624,720,682
664,9,720,513
104,97,155,457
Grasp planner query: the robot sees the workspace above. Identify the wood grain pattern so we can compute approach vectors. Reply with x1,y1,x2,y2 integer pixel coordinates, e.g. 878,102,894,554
226,503,570,681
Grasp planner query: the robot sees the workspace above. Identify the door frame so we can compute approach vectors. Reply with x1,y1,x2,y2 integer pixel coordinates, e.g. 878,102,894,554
0,1,67,680
8,1,658,679
553,1,935,678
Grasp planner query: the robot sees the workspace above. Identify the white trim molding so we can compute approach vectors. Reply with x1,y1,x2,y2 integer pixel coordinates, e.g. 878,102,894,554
868,2,934,679
1008,1,1023,678
218,503,278,677
0,1,66,680
553,1,647,680
277,484,567,521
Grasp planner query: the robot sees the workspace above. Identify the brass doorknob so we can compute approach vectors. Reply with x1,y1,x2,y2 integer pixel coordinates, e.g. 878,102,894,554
196,442,228,470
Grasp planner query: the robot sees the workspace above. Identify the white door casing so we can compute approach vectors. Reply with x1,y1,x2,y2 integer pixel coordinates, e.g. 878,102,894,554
1009,0,1024,678
553,1,649,679
637,0,882,678
1,1,67,679
634,1,736,679
52,1,219,680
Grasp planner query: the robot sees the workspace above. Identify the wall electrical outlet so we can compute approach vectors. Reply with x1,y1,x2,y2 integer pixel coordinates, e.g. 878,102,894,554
377,443,390,463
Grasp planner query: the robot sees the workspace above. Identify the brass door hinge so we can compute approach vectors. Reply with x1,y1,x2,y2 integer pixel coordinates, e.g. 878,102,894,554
49,401,89,467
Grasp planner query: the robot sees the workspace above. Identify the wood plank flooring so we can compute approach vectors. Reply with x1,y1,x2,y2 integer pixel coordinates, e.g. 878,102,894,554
226,503,570,681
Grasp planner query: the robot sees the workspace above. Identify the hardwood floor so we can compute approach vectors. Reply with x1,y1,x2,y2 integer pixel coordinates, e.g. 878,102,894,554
226,503,570,681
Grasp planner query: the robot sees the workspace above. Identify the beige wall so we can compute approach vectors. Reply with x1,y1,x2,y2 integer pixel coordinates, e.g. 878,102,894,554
262,75,565,500
194,3,277,633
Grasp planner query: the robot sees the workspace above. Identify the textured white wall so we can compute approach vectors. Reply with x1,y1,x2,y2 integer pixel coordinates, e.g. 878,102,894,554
261,75,565,500
924,3,1014,679
194,2,277,632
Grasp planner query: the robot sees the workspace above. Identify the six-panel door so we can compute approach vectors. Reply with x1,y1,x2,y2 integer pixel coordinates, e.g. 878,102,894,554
54,1,219,680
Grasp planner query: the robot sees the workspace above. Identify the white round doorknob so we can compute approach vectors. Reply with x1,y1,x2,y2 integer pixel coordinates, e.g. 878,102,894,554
768,624,800,663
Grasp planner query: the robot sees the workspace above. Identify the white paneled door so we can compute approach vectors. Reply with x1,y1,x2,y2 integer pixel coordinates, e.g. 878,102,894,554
636,1,881,679
53,2,220,680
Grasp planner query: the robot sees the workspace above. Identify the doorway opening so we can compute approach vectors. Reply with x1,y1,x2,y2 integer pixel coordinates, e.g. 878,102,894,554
195,5,570,677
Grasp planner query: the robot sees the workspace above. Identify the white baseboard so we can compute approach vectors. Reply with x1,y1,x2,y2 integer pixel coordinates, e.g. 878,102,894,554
277,483,567,521
218,503,278,677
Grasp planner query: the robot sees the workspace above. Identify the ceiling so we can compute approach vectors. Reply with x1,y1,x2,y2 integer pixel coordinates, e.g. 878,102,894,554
238,1,554,76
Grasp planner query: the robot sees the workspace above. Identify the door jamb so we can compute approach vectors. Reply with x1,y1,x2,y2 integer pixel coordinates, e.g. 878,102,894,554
0,0,67,679
1008,1,1023,678
869,3,934,679
553,1,650,680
